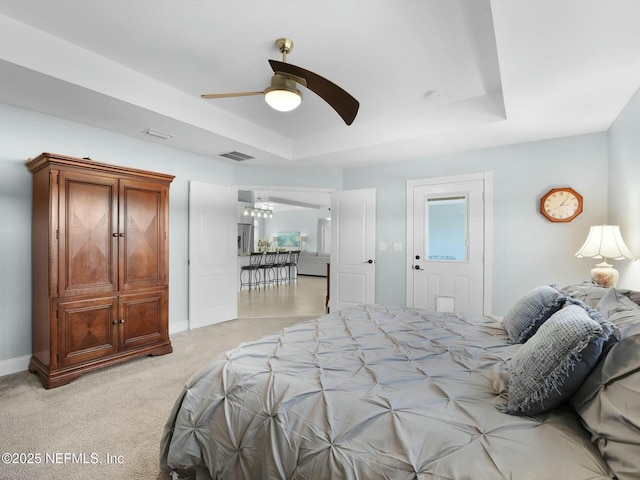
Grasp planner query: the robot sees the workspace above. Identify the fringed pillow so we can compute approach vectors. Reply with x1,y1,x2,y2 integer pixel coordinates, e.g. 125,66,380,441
499,304,615,416
502,285,567,343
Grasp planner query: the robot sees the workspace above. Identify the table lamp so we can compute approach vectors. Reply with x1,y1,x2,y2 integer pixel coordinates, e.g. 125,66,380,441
575,225,636,287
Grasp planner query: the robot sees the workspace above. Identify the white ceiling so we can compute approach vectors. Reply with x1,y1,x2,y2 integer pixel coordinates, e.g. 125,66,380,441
1,1,640,169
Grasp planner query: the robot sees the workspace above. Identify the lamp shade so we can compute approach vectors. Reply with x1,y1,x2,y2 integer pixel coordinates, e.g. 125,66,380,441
575,225,635,260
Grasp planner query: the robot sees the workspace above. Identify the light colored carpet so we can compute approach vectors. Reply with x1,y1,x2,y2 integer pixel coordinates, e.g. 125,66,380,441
0,316,311,480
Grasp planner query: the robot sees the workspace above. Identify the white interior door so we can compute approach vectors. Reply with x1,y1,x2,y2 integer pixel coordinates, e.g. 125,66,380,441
330,188,376,312
189,181,237,328
407,174,491,315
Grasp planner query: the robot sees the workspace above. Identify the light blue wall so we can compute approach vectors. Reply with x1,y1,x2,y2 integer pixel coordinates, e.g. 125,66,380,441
344,133,610,314
3,93,638,366
608,86,640,290
0,143,32,361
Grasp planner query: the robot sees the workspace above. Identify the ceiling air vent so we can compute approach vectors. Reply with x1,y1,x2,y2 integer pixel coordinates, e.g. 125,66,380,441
143,128,173,140
219,151,254,162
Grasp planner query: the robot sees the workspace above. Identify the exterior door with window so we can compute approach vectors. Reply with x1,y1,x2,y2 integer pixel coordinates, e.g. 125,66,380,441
407,174,491,315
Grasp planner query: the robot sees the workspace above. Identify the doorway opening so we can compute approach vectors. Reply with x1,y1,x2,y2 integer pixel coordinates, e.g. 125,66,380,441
236,186,333,319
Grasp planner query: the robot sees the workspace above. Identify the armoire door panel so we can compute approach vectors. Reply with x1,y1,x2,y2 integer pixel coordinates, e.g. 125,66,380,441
119,289,167,351
120,179,168,290
58,171,118,297
58,297,119,367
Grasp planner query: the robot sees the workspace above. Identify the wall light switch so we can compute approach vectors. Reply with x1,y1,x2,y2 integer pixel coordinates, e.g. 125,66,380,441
379,242,387,251
393,242,402,251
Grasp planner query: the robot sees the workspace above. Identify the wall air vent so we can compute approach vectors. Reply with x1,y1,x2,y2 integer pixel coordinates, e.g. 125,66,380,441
220,151,255,162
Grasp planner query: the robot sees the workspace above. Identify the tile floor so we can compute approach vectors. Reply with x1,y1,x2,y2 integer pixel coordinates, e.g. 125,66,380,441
237,274,328,318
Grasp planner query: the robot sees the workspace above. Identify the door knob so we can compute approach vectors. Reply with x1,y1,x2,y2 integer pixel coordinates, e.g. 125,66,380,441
414,265,421,270
366,259,373,264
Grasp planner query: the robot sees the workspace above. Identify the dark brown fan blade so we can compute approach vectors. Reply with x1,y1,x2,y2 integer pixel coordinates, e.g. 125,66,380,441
269,59,359,125
201,91,264,99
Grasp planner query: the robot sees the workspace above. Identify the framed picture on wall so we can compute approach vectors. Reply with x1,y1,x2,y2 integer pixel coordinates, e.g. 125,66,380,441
278,231,300,248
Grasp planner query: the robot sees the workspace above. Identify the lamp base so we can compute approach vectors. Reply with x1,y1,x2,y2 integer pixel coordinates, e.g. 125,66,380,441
591,262,619,287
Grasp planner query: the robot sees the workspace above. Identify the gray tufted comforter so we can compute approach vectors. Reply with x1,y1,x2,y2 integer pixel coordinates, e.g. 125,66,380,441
160,304,613,479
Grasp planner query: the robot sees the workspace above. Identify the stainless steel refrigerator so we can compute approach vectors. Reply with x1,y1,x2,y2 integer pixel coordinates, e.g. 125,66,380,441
237,223,254,254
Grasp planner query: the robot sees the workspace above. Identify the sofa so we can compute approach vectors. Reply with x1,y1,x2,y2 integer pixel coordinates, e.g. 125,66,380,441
296,251,329,276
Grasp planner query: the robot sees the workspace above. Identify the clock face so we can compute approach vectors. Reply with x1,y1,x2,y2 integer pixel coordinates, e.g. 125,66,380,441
540,188,583,222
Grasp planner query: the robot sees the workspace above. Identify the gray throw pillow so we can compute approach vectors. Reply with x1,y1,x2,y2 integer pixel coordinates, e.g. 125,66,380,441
502,285,567,343
562,282,610,307
625,290,640,306
499,304,615,416
570,321,640,480
609,287,640,307
596,287,640,334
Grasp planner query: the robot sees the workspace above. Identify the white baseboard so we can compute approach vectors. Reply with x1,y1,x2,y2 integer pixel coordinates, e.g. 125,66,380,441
169,320,189,335
0,355,31,377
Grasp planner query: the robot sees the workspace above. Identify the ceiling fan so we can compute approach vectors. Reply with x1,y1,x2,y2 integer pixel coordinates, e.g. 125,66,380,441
201,38,359,125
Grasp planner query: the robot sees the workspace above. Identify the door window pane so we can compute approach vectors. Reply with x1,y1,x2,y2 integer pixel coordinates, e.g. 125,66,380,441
426,196,467,262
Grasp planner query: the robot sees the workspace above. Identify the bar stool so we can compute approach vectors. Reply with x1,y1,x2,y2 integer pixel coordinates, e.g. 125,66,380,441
259,252,277,287
286,250,300,284
274,251,290,286
240,252,263,290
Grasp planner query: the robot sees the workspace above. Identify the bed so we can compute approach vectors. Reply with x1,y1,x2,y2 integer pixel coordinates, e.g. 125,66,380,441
160,284,640,479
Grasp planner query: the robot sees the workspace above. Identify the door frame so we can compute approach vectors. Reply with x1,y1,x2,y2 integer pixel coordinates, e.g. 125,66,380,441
405,172,493,315
233,184,335,304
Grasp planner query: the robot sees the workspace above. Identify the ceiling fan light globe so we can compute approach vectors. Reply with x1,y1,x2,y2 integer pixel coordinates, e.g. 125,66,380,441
265,88,301,112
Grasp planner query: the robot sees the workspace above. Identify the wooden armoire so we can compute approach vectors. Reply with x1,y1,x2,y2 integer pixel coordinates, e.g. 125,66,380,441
27,153,174,388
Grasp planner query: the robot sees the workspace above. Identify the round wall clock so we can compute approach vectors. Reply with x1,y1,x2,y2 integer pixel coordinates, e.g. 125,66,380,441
540,187,583,222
